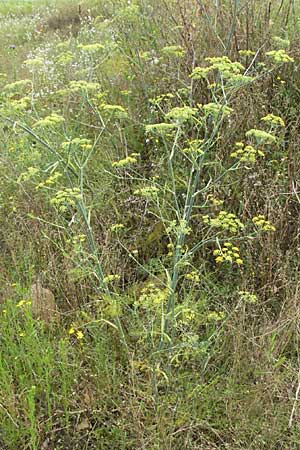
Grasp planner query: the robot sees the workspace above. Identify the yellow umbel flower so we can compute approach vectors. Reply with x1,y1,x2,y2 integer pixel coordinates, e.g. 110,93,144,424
213,243,243,266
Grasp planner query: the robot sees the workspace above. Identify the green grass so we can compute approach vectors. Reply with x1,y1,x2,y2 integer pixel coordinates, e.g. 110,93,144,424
0,0,300,448
0,0,38,15
0,0,85,16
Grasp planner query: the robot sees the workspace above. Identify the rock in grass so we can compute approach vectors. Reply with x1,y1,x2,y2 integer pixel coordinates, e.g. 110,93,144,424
30,280,59,322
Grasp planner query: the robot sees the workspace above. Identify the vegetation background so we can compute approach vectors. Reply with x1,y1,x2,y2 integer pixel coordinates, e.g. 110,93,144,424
0,0,300,448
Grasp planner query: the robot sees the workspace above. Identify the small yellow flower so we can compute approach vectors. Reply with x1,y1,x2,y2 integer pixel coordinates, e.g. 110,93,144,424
185,271,200,282
213,242,243,267
68,326,75,335
110,223,125,232
103,274,120,283
16,300,26,308
76,330,84,340
207,311,225,322
215,256,224,263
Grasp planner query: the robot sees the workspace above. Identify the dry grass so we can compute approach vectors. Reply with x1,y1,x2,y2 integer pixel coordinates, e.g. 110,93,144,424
0,0,300,448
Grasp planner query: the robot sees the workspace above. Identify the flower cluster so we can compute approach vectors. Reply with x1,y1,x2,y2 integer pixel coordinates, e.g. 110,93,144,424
182,139,204,155
103,274,120,283
61,138,92,152
166,219,191,236
167,242,173,256
272,36,290,49
206,194,224,207
36,171,61,190
266,49,294,64
145,122,177,135
99,104,128,119
134,186,159,199
230,142,265,163
69,80,100,93
67,234,86,256
34,113,65,128
161,45,185,58
112,153,139,168
207,311,225,322
8,96,30,112
135,283,169,311
245,128,277,144
261,114,285,128
190,56,252,87
110,223,125,232
165,106,198,123
252,215,276,231
3,79,32,95
24,57,44,67
191,56,241,79
239,49,255,57
203,211,244,233
239,291,258,304
176,307,197,325
50,188,81,212
185,271,200,282
17,166,39,183
149,92,174,107
56,51,73,64
213,242,243,265
202,102,233,119
78,43,104,52
68,325,84,340
166,242,188,257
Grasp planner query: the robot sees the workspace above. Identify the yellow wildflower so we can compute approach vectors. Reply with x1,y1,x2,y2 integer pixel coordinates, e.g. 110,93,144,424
17,300,26,308
76,330,84,340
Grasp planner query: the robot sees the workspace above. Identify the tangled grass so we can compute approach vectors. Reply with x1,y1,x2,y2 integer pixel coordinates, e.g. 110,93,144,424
0,0,300,448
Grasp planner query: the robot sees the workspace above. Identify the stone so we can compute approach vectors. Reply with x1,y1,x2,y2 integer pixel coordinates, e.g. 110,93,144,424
30,280,59,322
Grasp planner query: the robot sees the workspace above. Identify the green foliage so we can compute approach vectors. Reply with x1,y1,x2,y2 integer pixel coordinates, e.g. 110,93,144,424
0,0,299,448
